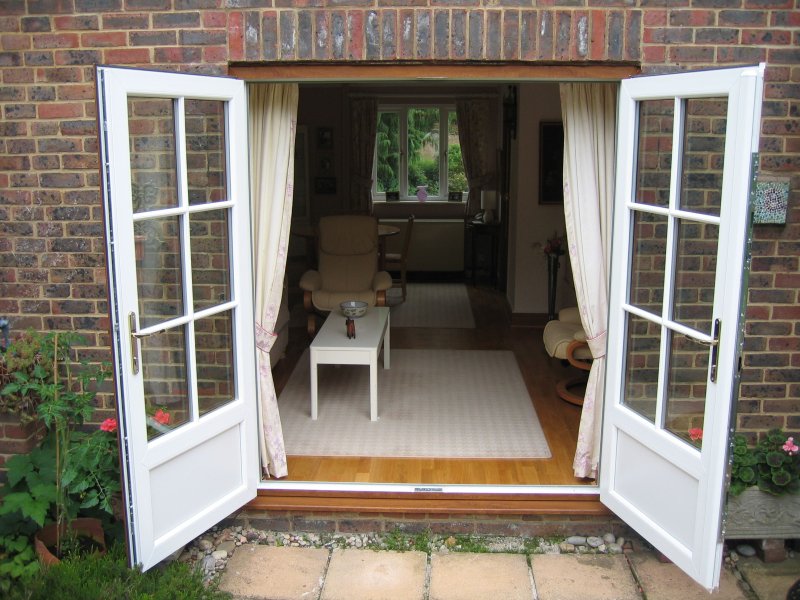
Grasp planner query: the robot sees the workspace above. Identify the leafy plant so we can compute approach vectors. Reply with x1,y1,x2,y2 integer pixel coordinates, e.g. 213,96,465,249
1,330,55,424
729,429,800,496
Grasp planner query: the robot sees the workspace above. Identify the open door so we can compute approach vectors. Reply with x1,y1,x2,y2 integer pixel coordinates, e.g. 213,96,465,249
601,65,764,590
97,66,258,570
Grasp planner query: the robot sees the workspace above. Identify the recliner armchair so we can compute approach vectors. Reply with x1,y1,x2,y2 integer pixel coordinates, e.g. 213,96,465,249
299,215,392,336
543,307,593,406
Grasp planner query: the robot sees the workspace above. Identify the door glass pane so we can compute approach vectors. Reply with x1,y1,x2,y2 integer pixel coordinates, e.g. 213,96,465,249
191,210,230,311
135,215,184,329
196,311,235,416
629,211,667,317
672,220,718,336
408,108,440,196
664,332,707,450
186,99,228,206
376,111,399,194
634,99,673,207
679,98,727,217
622,312,661,424
128,97,178,213
142,327,190,441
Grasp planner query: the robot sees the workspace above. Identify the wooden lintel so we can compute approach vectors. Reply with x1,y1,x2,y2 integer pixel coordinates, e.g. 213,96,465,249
247,490,609,516
229,62,640,82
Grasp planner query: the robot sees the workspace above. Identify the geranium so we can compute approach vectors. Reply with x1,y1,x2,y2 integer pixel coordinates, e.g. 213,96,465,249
100,418,118,433
688,428,703,442
783,437,798,456
153,408,170,425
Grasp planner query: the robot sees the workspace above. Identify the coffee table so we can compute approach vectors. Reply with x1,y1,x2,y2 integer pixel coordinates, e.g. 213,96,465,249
309,306,390,422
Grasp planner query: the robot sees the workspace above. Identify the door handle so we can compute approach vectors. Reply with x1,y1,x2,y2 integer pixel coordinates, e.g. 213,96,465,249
683,319,721,382
128,311,140,375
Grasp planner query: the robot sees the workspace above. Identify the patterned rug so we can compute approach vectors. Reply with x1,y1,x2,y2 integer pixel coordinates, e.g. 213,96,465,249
279,349,551,459
388,283,476,329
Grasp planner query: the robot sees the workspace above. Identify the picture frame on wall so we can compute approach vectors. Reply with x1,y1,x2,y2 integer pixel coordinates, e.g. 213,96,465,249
539,121,564,205
317,127,333,150
314,177,337,195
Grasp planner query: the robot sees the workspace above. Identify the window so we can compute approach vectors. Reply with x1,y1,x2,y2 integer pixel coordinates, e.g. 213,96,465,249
373,105,467,202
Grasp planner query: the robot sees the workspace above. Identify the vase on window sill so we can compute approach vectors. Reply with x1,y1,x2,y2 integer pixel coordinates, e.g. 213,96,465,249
416,186,427,202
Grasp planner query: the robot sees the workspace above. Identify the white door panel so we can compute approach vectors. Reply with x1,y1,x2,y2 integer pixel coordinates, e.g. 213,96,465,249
97,66,258,570
600,65,764,590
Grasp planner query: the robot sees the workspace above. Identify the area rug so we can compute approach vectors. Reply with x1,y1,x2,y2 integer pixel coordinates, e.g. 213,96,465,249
388,283,476,329
278,349,551,459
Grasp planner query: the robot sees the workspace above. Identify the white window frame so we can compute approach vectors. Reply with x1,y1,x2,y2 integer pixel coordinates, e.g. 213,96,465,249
372,103,461,202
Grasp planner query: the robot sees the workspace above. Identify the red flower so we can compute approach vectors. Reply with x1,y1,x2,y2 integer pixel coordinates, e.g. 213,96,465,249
688,428,703,442
100,418,118,433
153,409,170,425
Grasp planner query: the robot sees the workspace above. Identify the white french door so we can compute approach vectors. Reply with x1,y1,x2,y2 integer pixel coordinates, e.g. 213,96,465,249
600,65,764,590
97,67,258,570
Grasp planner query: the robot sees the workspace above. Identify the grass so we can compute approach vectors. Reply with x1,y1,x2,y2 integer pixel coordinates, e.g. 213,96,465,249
5,543,231,600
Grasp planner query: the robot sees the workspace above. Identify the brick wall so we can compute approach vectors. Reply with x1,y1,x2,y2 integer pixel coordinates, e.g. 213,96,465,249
0,1,798,458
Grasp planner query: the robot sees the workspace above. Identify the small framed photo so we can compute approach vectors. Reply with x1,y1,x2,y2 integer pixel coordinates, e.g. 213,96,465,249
448,191,464,202
539,121,564,205
385,191,400,201
314,176,337,195
316,127,333,150
319,155,333,173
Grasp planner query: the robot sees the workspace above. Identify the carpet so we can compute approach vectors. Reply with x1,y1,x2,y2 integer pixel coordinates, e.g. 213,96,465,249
388,283,476,329
278,349,551,459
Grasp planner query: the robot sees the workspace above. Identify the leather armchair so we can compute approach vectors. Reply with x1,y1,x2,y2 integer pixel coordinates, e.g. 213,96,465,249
299,215,392,335
543,307,593,406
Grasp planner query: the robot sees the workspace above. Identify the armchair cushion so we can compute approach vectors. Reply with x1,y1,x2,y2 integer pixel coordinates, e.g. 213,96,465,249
543,311,593,362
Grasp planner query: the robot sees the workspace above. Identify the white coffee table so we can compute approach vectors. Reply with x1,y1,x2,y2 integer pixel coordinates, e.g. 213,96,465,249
309,306,390,422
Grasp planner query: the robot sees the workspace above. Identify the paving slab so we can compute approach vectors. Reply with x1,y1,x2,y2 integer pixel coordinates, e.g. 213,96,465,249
429,552,532,600
628,553,746,599
218,545,329,600
530,554,639,600
321,548,427,600
737,555,800,600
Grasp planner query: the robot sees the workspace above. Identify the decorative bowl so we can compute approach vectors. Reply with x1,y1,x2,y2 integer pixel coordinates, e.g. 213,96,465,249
340,300,368,318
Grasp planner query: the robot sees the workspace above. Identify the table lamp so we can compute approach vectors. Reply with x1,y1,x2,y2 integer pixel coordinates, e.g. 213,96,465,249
481,189,497,223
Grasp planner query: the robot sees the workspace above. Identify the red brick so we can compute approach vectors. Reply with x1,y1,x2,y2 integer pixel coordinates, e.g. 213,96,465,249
37,102,83,119
203,46,228,62
642,45,666,62
32,32,79,49
227,11,244,61
81,31,126,47
743,29,792,45
203,11,227,28
53,15,99,31
1,34,31,50
642,8,667,26
103,48,151,64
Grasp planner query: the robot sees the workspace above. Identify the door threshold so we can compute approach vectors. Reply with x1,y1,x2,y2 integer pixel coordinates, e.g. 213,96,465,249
251,481,605,516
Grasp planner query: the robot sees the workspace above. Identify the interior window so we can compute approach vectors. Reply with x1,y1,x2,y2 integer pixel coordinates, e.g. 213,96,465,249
374,105,466,202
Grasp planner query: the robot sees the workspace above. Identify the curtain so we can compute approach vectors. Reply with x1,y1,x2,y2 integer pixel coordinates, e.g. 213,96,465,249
456,99,496,216
560,83,617,479
249,83,299,479
349,98,378,213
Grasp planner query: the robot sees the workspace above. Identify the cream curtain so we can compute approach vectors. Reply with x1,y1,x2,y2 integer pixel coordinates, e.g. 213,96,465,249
560,83,617,479
249,83,299,479
456,99,496,216
349,98,378,213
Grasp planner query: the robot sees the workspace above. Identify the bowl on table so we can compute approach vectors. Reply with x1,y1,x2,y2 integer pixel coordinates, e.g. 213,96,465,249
340,300,368,318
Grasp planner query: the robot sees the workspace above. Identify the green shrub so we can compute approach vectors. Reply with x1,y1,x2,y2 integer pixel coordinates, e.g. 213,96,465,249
6,543,231,600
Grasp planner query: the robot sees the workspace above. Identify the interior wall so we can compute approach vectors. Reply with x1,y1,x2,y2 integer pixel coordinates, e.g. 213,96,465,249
509,82,576,315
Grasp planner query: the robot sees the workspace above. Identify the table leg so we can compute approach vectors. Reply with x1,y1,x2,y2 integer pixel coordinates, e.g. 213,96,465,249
310,352,318,420
383,315,390,369
369,351,378,422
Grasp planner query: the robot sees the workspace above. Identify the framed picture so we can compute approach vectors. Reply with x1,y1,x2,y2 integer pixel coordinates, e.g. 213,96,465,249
314,176,337,195
316,127,333,150
539,121,564,205
319,155,333,173
291,126,309,222
448,191,464,202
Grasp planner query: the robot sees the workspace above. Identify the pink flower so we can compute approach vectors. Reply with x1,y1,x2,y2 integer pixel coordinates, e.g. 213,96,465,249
688,428,703,442
100,418,118,433
153,409,170,425
783,437,798,455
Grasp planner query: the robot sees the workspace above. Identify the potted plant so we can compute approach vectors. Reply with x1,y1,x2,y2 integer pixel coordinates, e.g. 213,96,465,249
725,429,800,539
0,331,119,570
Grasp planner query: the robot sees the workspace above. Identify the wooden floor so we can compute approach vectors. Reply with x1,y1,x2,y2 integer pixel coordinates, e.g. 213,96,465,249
271,285,594,487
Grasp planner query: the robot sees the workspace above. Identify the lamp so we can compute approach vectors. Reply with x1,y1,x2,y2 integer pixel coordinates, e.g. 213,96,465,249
481,189,497,223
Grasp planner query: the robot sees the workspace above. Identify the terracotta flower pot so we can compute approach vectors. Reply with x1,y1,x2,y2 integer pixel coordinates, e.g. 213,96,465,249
34,517,106,566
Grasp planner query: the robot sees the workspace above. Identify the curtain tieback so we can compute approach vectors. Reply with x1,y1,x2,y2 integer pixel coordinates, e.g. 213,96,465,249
255,323,277,353
587,330,607,359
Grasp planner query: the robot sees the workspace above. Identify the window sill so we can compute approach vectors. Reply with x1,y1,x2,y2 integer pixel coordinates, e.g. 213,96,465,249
373,201,467,220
